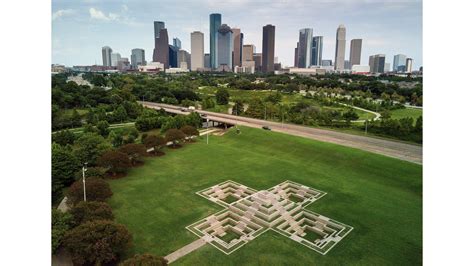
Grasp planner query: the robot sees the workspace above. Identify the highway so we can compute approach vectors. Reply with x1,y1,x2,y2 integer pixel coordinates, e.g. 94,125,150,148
141,101,422,164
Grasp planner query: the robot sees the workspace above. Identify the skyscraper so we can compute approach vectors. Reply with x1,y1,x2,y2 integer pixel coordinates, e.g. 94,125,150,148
154,28,169,68
178,49,191,69
217,24,233,70
349,39,362,67
253,53,262,72
297,28,313,68
232,28,242,68
393,54,407,72
369,54,385,73
131,49,146,69
154,21,165,39
334,25,346,71
242,44,255,62
262,24,275,73
406,58,413,73
168,44,179,68
209,13,222,69
173,38,182,49
102,46,112,67
191,31,204,71
204,53,210,68
111,52,121,67
311,36,323,66
294,42,299,67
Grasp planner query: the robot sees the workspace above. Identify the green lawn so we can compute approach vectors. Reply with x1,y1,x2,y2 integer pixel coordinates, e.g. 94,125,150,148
108,126,422,265
390,108,423,120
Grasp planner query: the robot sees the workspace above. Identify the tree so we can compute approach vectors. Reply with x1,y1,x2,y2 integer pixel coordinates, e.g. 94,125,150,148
119,143,147,165
232,100,244,115
109,130,124,148
265,92,282,104
144,135,167,154
70,201,114,226
165,129,185,147
415,116,422,133
63,220,132,265
114,105,128,123
52,209,73,254
52,143,79,202
120,254,168,266
97,150,132,176
215,88,230,105
342,109,359,124
380,110,391,120
73,133,111,165
66,178,113,206
97,120,110,137
52,130,76,146
180,125,199,141
71,109,82,128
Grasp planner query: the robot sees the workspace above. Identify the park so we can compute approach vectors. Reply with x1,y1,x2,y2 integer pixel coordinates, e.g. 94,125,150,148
107,126,422,265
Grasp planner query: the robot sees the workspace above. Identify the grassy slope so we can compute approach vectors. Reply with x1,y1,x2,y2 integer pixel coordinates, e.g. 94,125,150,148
108,127,422,266
390,108,423,120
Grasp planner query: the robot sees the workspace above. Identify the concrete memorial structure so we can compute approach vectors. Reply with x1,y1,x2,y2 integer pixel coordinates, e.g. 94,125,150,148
186,180,353,255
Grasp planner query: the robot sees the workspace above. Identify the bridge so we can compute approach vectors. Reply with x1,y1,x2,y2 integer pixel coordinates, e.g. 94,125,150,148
141,101,422,164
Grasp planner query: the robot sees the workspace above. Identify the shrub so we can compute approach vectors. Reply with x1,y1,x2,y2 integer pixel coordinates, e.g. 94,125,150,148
165,129,185,147
97,150,132,176
118,143,147,165
70,201,114,226
120,254,168,266
52,130,76,146
63,220,132,265
66,178,113,206
180,125,199,141
52,209,73,254
52,143,79,202
74,166,107,180
143,135,167,154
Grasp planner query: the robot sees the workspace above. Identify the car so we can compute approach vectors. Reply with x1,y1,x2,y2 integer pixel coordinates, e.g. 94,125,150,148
262,126,271,131
180,108,187,112
201,114,207,118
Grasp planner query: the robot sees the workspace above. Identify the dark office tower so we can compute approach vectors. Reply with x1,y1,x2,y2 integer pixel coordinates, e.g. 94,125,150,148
204,53,211,68
232,28,242,68
168,45,179,68
349,39,362,67
154,28,169,68
253,53,262,72
369,54,385,73
298,28,313,68
209,13,222,69
262,24,275,73
311,36,323,66
240,33,244,65
294,42,299,67
173,38,182,49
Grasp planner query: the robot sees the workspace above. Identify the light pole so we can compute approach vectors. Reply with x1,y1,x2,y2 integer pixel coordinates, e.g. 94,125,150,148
206,118,209,144
82,163,88,202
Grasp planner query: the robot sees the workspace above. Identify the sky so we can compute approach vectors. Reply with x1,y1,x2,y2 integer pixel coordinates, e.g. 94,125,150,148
52,0,422,69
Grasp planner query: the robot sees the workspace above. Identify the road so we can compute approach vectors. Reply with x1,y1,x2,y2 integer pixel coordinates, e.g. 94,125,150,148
141,101,422,165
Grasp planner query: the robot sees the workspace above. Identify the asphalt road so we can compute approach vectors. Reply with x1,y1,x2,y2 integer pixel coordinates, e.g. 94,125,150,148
141,101,422,165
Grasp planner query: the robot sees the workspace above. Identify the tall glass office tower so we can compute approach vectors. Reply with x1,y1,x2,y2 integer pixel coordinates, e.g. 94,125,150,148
311,36,323,66
209,13,222,69
297,28,313,68
393,54,407,72
217,24,233,70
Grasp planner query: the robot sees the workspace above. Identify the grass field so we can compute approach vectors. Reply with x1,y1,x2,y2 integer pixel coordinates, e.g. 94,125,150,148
108,126,422,265
390,107,423,120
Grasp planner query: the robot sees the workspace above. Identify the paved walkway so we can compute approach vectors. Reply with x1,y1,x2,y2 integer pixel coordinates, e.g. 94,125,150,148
164,238,207,264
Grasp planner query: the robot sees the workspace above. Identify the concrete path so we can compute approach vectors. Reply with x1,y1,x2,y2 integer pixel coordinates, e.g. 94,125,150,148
337,102,381,122
164,238,207,264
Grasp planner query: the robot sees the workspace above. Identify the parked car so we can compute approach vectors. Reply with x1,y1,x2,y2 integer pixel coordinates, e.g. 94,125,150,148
180,108,187,112
262,126,271,131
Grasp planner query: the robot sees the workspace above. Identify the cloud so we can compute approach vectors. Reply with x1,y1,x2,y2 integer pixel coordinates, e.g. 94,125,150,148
89,7,118,21
52,9,74,20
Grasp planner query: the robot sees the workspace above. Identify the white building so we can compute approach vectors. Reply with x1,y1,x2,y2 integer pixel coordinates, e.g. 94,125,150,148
351,65,370,74
190,31,204,71
138,62,164,73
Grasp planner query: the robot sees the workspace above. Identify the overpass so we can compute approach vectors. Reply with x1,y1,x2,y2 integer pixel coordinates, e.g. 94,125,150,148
141,101,422,164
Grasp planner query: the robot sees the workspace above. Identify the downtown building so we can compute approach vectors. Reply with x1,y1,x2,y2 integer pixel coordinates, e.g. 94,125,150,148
209,13,222,69
405,58,413,73
311,36,323,66
262,24,275,73
217,24,233,71
369,54,386,73
393,54,407,72
297,28,313,68
131,48,146,69
349,39,362,68
232,28,243,68
102,46,112,67
191,31,204,71
334,25,346,71
153,21,169,68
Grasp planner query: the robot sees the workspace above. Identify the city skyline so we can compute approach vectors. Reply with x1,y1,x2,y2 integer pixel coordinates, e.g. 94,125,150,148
52,0,422,68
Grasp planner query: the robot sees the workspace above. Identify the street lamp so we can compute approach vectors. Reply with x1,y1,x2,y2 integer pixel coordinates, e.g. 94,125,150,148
82,162,88,202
